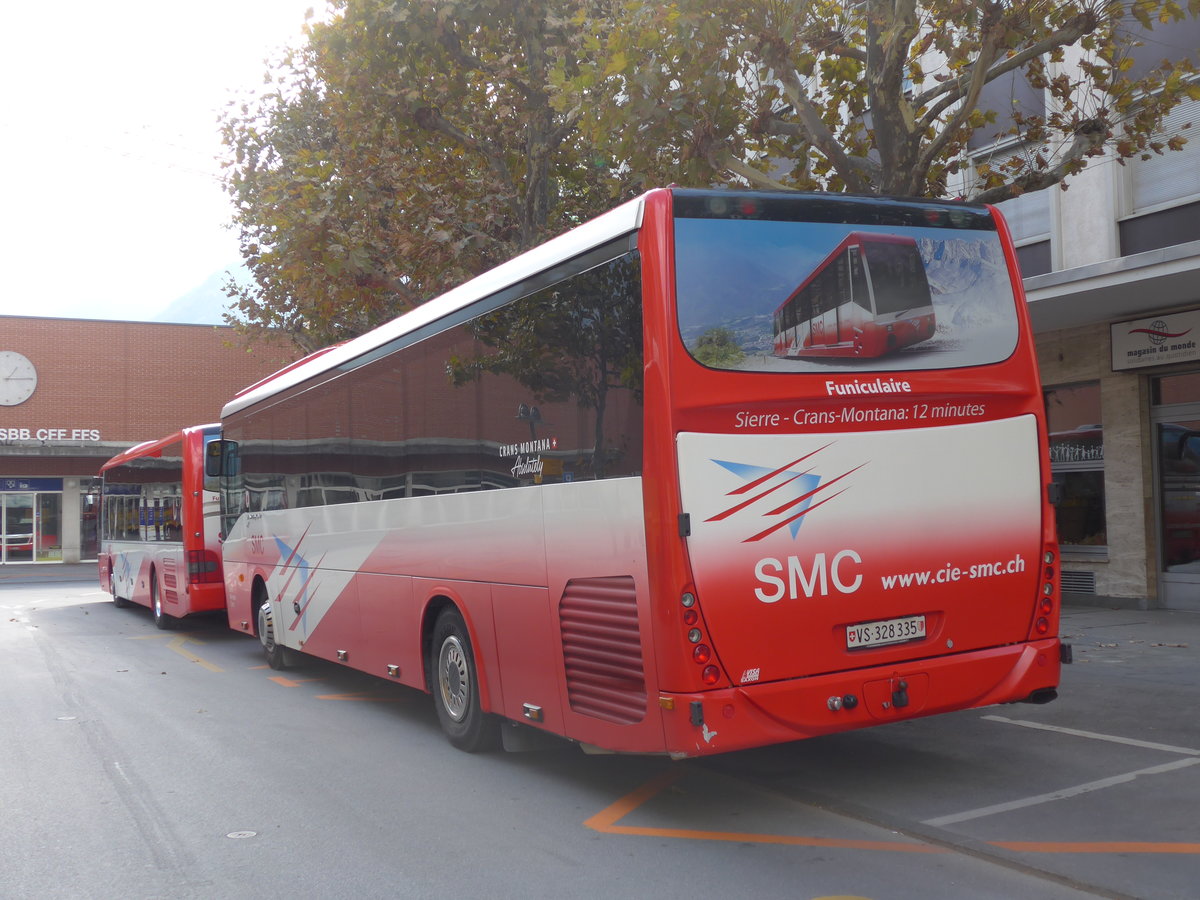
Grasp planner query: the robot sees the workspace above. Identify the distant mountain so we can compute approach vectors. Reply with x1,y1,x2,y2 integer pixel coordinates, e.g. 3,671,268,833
155,267,245,325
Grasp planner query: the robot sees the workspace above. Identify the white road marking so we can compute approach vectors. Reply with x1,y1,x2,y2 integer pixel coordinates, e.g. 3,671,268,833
983,715,1200,757
919,715,1200,828
922,758,1200,826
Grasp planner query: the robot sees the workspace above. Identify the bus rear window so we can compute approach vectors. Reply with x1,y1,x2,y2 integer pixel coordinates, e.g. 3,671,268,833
674,213,1020,373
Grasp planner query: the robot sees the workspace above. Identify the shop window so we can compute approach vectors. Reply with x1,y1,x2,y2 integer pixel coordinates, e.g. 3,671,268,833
1153,371,1200,406
1045,382,1106,550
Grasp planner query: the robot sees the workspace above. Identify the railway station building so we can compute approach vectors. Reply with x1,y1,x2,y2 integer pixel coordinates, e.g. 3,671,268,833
0,316,295,566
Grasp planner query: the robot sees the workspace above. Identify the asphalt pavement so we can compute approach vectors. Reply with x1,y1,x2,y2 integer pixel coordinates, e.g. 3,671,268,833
0,562,98,584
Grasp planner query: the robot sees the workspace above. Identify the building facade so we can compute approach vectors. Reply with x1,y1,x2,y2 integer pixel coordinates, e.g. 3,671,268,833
0,316,296,565
992,92,1200,609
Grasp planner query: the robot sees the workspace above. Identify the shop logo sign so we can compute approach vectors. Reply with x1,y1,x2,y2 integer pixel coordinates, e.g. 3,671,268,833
1112,311,1200,371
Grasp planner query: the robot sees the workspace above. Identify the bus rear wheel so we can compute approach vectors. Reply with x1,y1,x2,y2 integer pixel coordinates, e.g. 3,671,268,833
151,569,175,630
431,608,498,753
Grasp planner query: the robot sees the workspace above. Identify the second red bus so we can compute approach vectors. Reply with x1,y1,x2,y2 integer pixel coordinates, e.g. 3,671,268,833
98,424,225,629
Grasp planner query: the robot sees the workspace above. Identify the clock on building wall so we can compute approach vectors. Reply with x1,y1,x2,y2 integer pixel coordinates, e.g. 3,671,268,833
0,351,38,406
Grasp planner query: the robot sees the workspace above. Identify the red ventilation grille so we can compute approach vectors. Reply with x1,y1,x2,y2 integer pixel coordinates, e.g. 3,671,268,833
559,576,647,725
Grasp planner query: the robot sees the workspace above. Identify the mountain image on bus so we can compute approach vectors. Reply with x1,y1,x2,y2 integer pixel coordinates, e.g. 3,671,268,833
98,424,225,629
209,188,1063,758
773,231,936,359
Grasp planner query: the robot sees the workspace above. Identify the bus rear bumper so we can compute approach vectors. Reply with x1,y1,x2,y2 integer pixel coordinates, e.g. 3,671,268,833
659,638,1061,757
185,581,228,614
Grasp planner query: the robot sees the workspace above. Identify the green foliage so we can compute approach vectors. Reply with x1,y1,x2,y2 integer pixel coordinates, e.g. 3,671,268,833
567,0,1200,203
221,0,622,351
223,0,1200,350
692,327,745,369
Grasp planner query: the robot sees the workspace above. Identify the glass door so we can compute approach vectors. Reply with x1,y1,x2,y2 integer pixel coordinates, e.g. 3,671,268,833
36,493,62,562
2,493,35,563
1152,372,1200,609
79,479,100,561
1159,420,1200,570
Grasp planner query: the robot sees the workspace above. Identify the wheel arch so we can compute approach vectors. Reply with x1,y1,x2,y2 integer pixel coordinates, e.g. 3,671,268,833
420,592,497,715
250,574,271,640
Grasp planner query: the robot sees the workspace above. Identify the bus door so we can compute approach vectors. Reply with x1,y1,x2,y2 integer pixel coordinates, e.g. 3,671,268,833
818,259,843,346
832,256,848,343
848,246,865,310
809,272,828,347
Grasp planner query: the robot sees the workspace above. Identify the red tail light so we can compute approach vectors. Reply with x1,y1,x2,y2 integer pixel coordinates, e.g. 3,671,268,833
187,549,222,585
681,589,726,687
1029,547,1058,640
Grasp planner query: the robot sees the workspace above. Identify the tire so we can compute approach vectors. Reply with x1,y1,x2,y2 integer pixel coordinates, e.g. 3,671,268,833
151,569,174,630
111,565,131,609
431,608,499,752
258,596,289,670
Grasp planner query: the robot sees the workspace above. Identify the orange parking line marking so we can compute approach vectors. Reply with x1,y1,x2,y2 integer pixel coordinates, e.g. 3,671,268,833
584,769,939,853
315,691,405,702
595,822,942,852
267,676,321,691
584,772,1200,856
583,769,682,831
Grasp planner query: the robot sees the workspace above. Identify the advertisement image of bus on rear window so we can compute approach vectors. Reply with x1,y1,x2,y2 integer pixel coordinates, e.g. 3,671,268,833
675,217,1019,373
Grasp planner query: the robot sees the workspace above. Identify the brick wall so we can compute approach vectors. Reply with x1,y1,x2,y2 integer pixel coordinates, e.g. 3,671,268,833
1,316,300,443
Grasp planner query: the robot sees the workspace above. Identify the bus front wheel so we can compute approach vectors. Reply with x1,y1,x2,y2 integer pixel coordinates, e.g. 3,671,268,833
431,608,498,753
258,596,290,670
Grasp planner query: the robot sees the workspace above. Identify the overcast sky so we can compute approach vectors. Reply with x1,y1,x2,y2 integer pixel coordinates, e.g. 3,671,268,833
1,1,325,324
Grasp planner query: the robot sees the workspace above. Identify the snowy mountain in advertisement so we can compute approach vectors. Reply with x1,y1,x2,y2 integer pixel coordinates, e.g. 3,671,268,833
919,236,1006,296
918,236,1013,335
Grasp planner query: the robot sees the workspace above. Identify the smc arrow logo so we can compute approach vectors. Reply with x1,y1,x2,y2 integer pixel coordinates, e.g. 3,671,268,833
704,443,864,543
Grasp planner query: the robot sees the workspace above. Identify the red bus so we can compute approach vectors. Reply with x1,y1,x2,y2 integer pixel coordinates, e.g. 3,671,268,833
99,424,225,629
211,188,1064,756
772,231,936,358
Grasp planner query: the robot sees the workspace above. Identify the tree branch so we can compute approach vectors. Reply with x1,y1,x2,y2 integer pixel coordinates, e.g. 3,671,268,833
914,2,1006,186
968,119,1107,203
412,105,521,218
914,11,1096,114
436,22,535,101
775,69,875,190
721,154,797,191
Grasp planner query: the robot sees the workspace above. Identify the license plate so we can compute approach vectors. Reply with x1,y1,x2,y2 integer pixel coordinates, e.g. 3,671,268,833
846,614,926,649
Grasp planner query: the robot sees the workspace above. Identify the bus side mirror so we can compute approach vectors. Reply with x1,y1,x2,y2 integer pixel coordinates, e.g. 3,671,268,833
205,440,225,478
204,440,238,491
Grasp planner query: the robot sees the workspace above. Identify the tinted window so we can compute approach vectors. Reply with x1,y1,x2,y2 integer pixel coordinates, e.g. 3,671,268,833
101,443,185,542
675,214,1020,372
227,252,645,511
